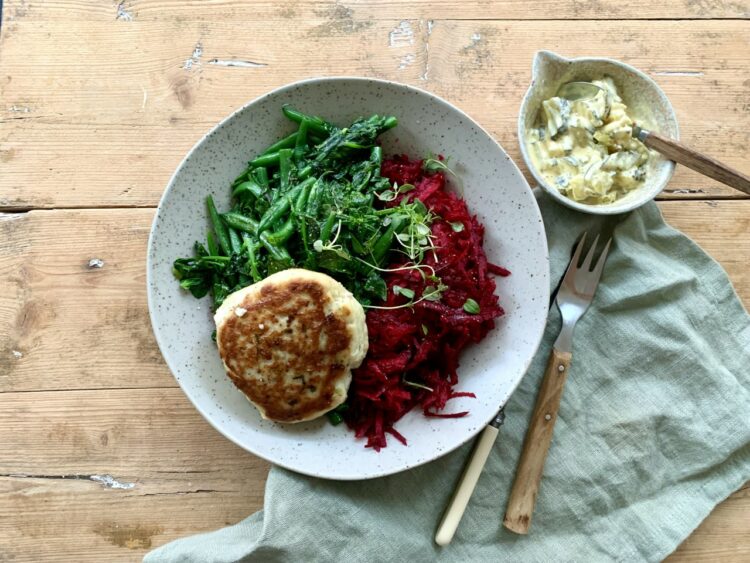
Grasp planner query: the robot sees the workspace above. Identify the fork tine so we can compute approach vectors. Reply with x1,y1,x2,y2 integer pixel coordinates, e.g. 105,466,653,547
583,237,612,295
561,233,587,284
591,238,612,280
571,233,587,269
580,234,600,272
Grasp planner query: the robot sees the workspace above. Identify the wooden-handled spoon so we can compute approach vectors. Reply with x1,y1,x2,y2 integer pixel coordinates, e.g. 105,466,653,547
632,126,750,196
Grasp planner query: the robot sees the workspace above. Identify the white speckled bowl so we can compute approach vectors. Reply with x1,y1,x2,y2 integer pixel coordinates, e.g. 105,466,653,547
147,77,549,480
519,51,679,215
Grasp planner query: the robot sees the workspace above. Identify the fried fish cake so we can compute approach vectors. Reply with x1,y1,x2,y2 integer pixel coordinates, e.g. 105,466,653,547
214,269,367,423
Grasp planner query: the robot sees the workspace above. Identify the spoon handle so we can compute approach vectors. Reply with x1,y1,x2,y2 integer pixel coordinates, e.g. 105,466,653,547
637,129,750,196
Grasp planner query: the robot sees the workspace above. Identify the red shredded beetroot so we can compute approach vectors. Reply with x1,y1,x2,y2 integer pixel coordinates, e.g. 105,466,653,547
344,155,510,450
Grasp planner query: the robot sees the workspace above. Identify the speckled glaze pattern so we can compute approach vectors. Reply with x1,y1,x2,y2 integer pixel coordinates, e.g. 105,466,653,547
519,51,680,215
146,77,549,480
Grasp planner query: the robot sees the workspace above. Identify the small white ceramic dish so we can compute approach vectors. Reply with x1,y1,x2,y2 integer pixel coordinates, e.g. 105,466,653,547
519,51,679,215
147,77,549,480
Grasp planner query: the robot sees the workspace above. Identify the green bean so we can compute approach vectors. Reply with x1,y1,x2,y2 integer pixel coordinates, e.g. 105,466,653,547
249,152,280,169
206,231,219,256
370,146,382,167
298,164,313,180
282,105,333,137
279,148,293,191
232,179,265,199
228,227,243,255
294,120,309,162
265,219,294,245
296,176,314,211
222,211,258,235
231,169,250,188
305,178,323,216
253,167,269,189
257,177,315,233
326,411,343,425
240,232,262,283
260,231,292,261
261,131,298,156
319,212,337,243
206,195,231,256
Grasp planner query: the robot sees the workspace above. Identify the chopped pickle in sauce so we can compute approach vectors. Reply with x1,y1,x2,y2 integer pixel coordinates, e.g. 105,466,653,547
526,77,651,204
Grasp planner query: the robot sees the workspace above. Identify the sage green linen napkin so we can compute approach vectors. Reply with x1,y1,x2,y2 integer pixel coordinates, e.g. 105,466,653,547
146,196,750,563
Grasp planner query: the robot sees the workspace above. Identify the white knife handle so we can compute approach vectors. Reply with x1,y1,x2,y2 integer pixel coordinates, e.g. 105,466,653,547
435,424,499,546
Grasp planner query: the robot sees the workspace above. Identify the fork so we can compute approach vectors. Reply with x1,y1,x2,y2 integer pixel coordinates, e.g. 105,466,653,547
503,233,611,535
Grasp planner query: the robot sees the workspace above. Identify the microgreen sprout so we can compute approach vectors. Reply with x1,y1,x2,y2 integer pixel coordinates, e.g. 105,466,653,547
402,376,434,392
376,182,415,202
423,154,464,196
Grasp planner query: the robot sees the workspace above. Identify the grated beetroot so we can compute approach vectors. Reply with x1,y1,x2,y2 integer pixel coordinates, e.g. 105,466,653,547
344,155,510,450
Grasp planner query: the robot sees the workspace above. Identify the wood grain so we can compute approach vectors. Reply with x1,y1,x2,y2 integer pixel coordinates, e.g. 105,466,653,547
0,203,747,560
2,202,748,393
2,18,750,208
0,209,169,392
0,388,269,562
504,348,572,534
2,0,749,560
4,0,749,23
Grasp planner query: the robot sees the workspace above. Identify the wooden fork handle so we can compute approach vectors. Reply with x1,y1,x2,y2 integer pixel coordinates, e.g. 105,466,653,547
641,131,750,196
503,347,572,534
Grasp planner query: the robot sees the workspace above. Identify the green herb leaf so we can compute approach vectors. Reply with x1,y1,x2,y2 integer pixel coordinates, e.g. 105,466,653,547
421,324,429,335
393,285,415,300
463,298,480,314
450,221,465,232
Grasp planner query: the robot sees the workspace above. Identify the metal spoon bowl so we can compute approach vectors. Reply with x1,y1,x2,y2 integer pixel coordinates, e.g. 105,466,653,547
556,81,603,102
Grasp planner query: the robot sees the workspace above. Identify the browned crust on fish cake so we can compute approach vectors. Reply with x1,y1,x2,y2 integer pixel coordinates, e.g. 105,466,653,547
217,279,353,422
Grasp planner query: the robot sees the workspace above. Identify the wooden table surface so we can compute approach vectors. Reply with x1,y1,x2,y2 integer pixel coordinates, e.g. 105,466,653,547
1,1,748,560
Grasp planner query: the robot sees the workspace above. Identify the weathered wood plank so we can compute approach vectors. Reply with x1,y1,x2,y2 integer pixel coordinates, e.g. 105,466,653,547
0,209,170,392
0,386,746,561
0,387,268,562
2,20,749,208
2,202,749,393
3,0,749,22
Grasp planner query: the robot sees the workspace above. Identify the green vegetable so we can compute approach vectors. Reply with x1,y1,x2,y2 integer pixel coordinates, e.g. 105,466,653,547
257,178,313,233
232,180,265,200
282,105,334,137
222,211,259,235
327,411,344,425
249,151,280,169
463,298,481,314
207,195,231,256
206,231,219,257
173,107,437,311
393,285,415,300
228,227,243,254
261,131,298,156
314,114,397,165
326,403,349,425
278,149,293,191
